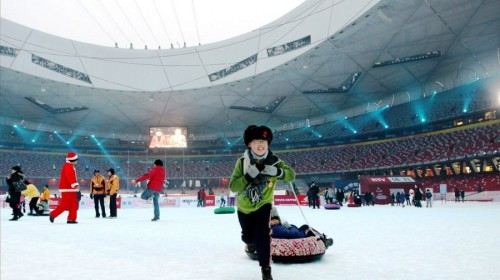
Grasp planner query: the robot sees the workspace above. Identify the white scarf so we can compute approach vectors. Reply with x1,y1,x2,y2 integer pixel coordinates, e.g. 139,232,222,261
243,149,277,175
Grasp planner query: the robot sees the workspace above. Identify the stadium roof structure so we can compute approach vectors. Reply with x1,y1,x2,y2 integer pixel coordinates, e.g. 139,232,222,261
1,0,499,141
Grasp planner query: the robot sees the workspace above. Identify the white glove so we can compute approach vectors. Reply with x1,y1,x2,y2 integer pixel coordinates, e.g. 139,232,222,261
261,165,283,177
246,164,260,179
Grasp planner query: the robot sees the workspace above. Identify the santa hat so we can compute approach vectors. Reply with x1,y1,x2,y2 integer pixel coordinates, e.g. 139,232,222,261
244,125,273,146
66,152,78,161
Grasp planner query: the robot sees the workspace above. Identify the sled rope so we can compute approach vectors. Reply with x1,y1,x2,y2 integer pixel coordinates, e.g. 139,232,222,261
288,182,310,225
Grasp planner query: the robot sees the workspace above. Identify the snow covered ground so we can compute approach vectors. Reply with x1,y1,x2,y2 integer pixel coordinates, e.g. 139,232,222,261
2,202,500,280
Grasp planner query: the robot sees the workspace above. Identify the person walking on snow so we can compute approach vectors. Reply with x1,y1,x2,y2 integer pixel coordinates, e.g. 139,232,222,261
49,152,80,224
425,189,433,208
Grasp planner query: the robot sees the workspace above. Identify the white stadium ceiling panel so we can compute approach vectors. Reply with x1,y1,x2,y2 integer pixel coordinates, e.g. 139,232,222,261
80,54,169,91
219,95,244,108
369,66,416,91
353,74,388,94
404,61,441,82
467,0,500,26
475,51,500,75
459,32,500,55
159,51,209,90
430,0,482,31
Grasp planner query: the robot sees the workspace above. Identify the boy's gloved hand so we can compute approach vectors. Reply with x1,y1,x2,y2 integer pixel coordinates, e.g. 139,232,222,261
245,164,260,182
261,165,283,177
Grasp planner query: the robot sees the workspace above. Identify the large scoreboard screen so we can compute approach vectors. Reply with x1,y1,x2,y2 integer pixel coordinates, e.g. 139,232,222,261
149,127,187,148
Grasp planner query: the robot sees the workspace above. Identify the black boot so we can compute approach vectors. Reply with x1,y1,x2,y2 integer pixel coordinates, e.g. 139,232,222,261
261,266,273,280
245,243,256,253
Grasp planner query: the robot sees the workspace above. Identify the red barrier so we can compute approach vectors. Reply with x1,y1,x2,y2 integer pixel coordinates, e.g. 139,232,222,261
205,195,215,207
274,195,308,206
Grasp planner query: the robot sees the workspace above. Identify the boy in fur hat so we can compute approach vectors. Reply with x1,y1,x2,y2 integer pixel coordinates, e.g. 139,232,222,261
229,125,295,280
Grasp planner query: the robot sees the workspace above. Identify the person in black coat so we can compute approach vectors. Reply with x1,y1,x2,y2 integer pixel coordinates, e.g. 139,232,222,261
6,166,25,221
414,187,422,208
309,182,320,209
307,188,313,207
336,190,342,206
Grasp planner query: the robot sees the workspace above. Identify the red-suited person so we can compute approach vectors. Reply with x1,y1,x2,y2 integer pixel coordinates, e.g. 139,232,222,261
135,159,166,221
50,152,80,224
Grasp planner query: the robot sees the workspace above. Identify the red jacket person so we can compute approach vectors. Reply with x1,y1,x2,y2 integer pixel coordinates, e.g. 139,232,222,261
135,159,166,221
50,152,80,224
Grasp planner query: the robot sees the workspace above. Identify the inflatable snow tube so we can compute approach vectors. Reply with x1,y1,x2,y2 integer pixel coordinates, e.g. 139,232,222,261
247,236,326,263
214,207,235,214
324,203,341,210
347,203,361,207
